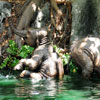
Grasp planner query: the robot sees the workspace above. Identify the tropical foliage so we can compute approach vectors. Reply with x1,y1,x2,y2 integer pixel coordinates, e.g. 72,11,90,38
0,40,34,69
53,45,78,74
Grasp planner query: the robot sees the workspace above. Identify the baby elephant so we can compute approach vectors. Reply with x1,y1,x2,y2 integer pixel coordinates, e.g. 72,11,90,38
14,44,64,81
71,37,100,78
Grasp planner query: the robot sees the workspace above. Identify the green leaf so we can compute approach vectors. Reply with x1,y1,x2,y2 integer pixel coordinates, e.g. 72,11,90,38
10,58,19,67
18,52,28,58
0,56,10,69
8,40,17,48
18,45,34,58
53,45,61,53
7,40,18,55
62,54,70,65
69,59,78,74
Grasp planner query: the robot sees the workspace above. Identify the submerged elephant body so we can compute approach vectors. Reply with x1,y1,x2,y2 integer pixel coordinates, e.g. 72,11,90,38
14,44,64,80
71,37,100,78
11,25,64,80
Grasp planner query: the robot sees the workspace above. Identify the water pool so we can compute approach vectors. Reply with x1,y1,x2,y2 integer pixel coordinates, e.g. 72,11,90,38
0,71,100,100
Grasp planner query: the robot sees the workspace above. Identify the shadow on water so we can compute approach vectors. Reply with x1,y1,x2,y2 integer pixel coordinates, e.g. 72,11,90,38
61,74,100,100
0,70,100,100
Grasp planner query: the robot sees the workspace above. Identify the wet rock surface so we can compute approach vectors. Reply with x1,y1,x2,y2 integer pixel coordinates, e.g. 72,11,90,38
71,0,100,42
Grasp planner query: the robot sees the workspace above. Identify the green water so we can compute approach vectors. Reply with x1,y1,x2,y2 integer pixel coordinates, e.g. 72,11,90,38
0,72,100,100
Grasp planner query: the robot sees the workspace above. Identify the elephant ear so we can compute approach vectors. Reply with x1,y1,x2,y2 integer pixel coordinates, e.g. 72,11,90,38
56,58,64,80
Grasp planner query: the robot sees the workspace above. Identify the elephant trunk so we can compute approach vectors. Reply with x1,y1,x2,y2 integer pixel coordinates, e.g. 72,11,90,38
8,17,27,37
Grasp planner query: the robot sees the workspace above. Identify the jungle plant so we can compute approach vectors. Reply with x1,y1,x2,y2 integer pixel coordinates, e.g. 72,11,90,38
53,45,78,74
0,40,34,69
